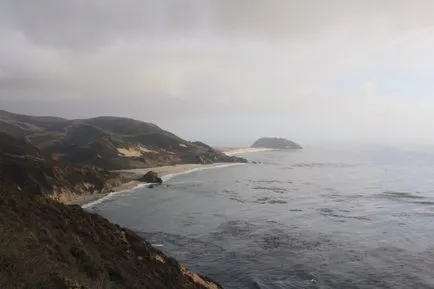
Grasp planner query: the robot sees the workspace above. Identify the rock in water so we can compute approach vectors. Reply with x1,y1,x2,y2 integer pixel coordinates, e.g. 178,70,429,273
251,137,302,150
139,171,163,183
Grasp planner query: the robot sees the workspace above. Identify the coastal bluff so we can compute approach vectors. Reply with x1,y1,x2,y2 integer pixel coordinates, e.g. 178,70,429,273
0,132,223,288
251,137,302,150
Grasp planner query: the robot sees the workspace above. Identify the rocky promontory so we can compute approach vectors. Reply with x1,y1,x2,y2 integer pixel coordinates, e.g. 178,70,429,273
0,133,222,289
251,137,302,150
139,171,163,184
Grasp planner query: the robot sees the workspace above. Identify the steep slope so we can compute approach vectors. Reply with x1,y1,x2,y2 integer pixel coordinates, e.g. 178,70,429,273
0,133,125,203
0,190,222,289
0,110,246,169
0,132,41,156
251,137,302,150
0,133,223,288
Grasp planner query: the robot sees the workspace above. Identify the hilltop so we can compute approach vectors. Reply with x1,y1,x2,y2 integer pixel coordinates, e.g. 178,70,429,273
0,110,246,170
251,137,302,150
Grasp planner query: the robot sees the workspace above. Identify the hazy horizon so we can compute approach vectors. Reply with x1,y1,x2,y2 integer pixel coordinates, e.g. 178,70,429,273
2,1,434,145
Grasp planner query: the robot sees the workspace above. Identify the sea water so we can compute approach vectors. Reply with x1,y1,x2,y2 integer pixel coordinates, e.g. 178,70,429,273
89,146,434,289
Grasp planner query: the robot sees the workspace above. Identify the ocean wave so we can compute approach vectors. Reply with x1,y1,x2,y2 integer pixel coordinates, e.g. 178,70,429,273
318,208,371,221
81,183,148,209
141,231,226,255
250,179,293,185
374,191,426,200
289,162,361,168
255,197,288,205
252,186,289,194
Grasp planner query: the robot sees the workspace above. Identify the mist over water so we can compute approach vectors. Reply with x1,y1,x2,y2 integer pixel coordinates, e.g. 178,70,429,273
90,147,434,289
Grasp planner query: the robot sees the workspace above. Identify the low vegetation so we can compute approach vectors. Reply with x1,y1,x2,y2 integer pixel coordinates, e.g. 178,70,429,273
0,186,222,289
0,133,222,288
0,110,246,169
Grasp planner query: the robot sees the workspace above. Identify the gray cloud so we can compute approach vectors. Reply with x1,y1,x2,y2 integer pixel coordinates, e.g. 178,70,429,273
4,0,434,49
1,0,434,144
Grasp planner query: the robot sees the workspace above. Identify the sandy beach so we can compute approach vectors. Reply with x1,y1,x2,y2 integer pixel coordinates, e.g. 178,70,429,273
68,180,141,206
79,163,242,208
77,149,269,208
118,163,213,179
220,147,274,156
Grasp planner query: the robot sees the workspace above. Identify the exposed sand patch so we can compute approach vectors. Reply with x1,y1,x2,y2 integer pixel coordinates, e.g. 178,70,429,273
152,254,166,264
181,267,220,289
117,146,157,157
139,146,157,153
221,147,275,156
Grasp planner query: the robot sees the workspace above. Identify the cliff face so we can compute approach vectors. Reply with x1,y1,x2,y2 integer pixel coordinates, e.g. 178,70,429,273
0,110,246,170
0,186,222,289
0,133,125,203
0,133,223,288
251,137,302,150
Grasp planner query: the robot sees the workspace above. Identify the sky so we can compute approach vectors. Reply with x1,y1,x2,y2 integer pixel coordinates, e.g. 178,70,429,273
1,0,434,146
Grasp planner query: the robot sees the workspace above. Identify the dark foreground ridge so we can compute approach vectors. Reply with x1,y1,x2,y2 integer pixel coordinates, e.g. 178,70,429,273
251,137,302,150
0,110,246,170
0,133,223,288
0,187,222,289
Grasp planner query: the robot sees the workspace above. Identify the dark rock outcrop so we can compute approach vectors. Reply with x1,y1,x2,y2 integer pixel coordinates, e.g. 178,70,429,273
139,171,163,184
0,110,246,170
251,137,302,150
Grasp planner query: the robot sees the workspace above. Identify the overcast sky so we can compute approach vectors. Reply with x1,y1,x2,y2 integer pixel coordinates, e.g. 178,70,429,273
1,1,434,145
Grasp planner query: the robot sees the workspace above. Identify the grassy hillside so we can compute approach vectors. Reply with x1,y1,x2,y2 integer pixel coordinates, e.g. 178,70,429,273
0,133,125,202
0,186,222,289
0,110,246,169
0,133,223,289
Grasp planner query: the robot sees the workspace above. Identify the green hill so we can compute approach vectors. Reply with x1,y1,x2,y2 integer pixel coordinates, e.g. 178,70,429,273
0,110,246,170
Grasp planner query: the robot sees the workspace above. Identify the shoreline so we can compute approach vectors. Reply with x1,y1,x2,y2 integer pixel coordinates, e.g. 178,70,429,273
81,162,245,209
69,180,141,207
221,147,275,156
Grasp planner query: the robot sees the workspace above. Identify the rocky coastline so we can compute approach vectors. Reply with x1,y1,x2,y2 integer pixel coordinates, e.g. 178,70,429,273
0,127,227,288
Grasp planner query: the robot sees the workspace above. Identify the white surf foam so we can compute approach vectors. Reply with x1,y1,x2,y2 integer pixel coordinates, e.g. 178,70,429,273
82,163,246,209
161,163,245,182
81,183,148,209
224,148,274,156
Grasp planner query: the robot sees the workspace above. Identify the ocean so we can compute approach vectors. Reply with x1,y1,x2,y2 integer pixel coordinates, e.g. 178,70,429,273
88,146,434,289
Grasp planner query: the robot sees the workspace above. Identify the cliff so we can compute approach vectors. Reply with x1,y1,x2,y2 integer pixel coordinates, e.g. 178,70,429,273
251,137,302,150
0,133,126,203
0,186,222,289
0,110,246,170
0,133,223,288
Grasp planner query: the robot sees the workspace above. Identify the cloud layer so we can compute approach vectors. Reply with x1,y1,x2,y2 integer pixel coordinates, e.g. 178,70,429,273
1,0,434,145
